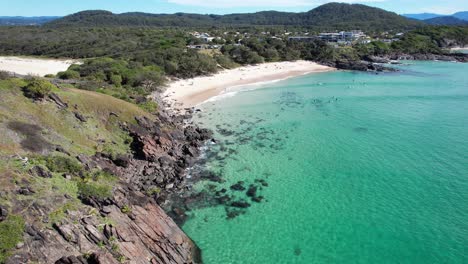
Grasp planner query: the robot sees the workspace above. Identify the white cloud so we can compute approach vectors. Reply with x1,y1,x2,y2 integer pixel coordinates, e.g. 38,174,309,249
166,0,385,8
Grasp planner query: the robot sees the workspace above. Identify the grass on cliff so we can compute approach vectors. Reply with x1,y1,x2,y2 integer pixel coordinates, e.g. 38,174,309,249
77,170,117,201
0,78,154,157
0,77,157,261
0,215,25,263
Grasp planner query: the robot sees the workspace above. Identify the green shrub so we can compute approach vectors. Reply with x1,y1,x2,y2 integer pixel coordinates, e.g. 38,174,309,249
48,202,77,224
77,170,117,200
57,70,80,80
23,78,55,99
77,181,113,200
109,74,123,87
138,101,158,113
44,74,55,78
45,156,82,175
121,205,132,214
91,170,117,182
0,215,25,263
76,80,102,91
215,55,237,69
146,187,161,196
100,144,128,161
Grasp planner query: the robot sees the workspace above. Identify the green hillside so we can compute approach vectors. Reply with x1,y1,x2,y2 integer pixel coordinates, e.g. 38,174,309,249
46,3,423,31
0,76,155,261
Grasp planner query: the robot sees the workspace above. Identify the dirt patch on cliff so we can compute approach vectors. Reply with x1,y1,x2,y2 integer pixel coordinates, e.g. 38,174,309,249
7,121,52,152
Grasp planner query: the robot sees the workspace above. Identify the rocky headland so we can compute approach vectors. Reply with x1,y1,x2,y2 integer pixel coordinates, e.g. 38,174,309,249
322,51,468,72
0,76,212,263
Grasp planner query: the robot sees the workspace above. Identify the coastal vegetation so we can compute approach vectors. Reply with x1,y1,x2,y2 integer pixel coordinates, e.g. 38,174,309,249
1,24,465,104
0,3,467,263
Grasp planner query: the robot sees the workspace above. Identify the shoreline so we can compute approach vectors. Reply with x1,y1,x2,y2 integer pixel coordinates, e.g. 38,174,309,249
160,60,335,109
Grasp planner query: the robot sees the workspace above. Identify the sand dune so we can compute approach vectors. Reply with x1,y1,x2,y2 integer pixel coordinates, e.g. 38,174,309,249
0,56,78,77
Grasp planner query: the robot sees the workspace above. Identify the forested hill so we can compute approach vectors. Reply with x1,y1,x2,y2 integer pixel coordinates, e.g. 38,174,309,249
46,3,423,31
424,16,468,26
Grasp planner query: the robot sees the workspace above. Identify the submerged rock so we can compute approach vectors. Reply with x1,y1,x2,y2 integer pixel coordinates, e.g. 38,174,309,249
246,185,257,198
230,181,246,191
225,208,246,220
251,196,264,203
231,201,251,208
255,179,269,187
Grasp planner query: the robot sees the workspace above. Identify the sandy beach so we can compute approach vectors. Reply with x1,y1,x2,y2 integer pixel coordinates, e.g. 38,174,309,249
161,60,335,109
0,56,77,77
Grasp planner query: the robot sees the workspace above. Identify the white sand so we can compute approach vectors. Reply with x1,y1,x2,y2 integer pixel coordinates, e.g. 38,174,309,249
161,60,335,109
0,56,78,77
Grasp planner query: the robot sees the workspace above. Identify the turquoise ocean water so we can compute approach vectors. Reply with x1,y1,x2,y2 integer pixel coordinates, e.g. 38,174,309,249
183,61,468,263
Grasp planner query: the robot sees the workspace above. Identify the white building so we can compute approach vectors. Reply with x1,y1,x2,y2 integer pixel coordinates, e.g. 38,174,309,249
318,30,366,43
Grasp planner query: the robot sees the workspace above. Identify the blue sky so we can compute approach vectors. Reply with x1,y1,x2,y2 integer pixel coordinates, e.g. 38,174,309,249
1,0,467,16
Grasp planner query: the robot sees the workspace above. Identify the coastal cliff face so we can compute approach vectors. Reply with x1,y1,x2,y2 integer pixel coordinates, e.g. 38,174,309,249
12,197,200,264
0,77,210,263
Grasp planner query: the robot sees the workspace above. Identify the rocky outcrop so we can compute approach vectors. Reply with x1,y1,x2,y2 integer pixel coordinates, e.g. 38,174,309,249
29,165,53,178
122,115,212,200
10,188,199,264
324,52,468,73
374,52,468,63
325,59,396,72
107,192,201,264
49,93,69,109
0,205,8,222
8,109,210,264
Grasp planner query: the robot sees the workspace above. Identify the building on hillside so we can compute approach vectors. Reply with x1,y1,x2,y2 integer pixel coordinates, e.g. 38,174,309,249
187,44,221,50
288,36,317,42
318,33,342,42
318,30,366,43
380,38,400,43
190,32,218,42
359,37,372,44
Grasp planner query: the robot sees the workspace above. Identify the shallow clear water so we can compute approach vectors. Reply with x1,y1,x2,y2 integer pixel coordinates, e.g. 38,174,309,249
183,61,468,263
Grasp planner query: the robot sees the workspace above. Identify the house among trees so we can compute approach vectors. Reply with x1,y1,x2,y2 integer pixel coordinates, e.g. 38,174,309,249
190,32,214,42
288,36,317,42
187,44,222,50
289,30,366,44
318,30,366,43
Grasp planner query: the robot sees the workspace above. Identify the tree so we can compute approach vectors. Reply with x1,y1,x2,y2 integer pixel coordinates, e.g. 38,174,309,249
133,68,165,93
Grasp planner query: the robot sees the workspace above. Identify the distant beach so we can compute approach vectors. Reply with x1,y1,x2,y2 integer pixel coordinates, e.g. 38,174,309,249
0,56,77,76
450,47,468,54
161,61,335,109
